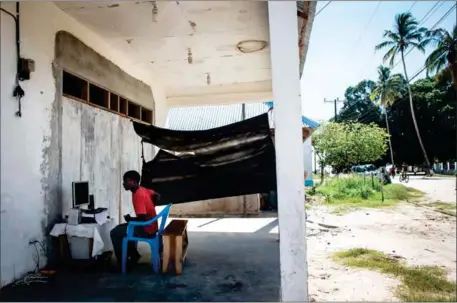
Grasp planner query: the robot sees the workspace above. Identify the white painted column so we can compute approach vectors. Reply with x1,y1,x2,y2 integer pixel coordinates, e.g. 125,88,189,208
268,2,307,301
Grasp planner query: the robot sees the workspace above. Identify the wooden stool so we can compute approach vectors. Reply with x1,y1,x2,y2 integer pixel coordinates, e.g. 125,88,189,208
162,219,189,275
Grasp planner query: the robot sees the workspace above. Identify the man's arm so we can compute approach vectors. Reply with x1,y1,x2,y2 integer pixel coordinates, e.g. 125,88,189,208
126,214,149,222
151,191,160,204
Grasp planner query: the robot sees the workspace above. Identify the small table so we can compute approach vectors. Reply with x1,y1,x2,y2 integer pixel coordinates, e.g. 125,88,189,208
162,219,189,275
50,220,114,259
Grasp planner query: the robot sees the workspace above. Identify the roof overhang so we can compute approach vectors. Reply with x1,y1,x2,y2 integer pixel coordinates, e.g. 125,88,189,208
297,1,317,78
54,1,316,107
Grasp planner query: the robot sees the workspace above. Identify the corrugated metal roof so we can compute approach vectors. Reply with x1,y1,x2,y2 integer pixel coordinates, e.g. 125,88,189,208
166,102,319,131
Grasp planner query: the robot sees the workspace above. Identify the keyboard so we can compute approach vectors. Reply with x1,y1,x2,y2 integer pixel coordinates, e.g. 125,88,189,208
81,207,107,215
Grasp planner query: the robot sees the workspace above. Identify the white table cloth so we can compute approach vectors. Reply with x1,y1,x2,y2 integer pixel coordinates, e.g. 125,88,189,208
50,220,114,257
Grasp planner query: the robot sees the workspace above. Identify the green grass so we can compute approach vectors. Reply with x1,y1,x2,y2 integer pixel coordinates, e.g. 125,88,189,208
308,176,424,214
429,202,457,216
333,248,457,302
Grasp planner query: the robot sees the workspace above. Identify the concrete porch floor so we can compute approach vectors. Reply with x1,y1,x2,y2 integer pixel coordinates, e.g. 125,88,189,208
0,216,280,302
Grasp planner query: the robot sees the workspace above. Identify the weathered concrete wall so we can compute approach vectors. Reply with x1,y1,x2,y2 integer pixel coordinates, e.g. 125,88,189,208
0,2,161,287
55,31,153,108
55,31,155,219
61,98,153,220
170,195,260,216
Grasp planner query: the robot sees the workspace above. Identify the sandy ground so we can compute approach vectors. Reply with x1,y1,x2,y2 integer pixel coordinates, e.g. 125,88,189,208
306,176,457,301
394,175,456,203
2,177,455,301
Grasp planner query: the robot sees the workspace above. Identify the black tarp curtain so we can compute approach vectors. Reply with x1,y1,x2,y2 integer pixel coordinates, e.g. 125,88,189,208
132,113,277,205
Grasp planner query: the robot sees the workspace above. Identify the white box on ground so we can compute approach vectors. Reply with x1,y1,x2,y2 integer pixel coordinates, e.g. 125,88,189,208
68,236,92,259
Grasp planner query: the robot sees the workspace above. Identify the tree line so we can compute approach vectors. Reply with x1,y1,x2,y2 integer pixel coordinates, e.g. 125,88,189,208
333,12,456,167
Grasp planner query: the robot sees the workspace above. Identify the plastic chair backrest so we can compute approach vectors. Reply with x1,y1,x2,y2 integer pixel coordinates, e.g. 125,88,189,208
157,204,172,234
125,204,172,236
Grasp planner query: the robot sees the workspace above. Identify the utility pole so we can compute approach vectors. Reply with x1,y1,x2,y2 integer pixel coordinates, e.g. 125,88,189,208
241,103,247,216
324,97,347,173
324,98,345,122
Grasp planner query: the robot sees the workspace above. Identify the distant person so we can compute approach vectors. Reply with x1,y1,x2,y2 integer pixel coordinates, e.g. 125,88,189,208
401,162,408,173
425,165,434,177
389,166,396,179
380,167,391,184
110,170,159,269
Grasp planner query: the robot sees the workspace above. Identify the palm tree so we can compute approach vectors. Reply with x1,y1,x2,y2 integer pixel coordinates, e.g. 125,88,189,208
375,12,431,169
424,24,457,94
370,66,403,166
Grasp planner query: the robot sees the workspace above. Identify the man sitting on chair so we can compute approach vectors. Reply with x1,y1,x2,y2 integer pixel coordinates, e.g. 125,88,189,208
110,170,159,268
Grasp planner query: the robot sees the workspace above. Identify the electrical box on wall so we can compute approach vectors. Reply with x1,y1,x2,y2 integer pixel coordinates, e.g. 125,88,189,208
18,58,35,81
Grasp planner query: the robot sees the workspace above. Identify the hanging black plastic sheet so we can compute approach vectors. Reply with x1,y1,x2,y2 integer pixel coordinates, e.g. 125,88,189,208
132,114,277,205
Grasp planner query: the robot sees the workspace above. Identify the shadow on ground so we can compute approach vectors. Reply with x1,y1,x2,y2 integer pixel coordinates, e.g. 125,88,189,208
0,231,279,302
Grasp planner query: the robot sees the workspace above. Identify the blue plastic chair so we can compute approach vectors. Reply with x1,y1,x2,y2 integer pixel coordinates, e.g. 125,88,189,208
121,204,172,275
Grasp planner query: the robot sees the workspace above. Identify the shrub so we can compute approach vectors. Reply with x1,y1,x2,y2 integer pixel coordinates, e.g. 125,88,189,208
313,175,423,206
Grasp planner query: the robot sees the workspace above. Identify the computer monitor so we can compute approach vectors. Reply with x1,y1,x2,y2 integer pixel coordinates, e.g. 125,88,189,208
72,181,90,208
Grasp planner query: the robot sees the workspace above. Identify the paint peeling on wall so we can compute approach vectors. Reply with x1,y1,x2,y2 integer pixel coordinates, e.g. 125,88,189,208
54,32,155,223
39,62,63,264
40,29,157,266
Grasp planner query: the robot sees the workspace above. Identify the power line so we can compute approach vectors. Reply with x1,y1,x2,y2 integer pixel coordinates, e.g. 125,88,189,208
339,3,456,124
399,2,457,72
357,1,420,79
421,1,445,25
342,103,382,124
339,40,451,124
353,2,394,82
340,59,436,122
429,3,456,31
354,1,382,47
335,2,454,124
320,1,378,119
390,1,449,70
315,1,332,17
352,64,429,123
347,1,382,61
324,98,345,122
418,1,442,24
407,1,418,13
341,2,383,92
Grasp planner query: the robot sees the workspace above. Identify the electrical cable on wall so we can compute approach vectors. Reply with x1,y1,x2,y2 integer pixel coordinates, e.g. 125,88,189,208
141,140,146,164
1,2,25,117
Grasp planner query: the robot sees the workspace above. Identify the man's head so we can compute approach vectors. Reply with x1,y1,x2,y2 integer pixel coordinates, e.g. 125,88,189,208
123,170,141,191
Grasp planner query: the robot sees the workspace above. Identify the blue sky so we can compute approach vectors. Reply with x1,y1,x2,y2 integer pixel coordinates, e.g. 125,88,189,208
301,1,456,122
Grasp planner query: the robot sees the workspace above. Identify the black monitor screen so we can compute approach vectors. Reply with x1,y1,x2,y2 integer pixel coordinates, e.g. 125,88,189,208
72,181,89,207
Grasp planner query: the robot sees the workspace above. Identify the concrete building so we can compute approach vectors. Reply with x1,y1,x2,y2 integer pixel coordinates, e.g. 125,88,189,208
0,1,316,300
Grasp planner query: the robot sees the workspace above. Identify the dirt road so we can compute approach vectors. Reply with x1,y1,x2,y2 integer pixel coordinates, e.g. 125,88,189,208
307,177,457,301
395,175,456,203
